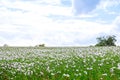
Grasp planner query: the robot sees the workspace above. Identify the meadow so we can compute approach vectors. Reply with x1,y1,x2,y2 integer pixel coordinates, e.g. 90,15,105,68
0,46,120,80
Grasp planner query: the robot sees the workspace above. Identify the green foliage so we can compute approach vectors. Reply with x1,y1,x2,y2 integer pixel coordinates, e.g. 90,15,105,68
95,35,117,46
35,44,45,47
0,47,120,80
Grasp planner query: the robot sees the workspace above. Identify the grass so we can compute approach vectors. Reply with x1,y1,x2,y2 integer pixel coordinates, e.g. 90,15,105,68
0,47,120,80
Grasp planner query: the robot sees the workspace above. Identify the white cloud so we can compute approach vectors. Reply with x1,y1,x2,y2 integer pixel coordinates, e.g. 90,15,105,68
98,0,120,9
111,16,120,36
0,15,115,46
96,0,120,14
0,0,120,46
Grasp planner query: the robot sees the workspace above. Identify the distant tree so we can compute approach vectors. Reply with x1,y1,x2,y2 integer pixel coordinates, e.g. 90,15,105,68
3,44,9,47
35,44,45,47
95,35,116,46
39,44,45,47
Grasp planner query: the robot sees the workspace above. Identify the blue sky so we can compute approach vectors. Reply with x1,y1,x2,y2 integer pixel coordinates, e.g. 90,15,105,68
0,0,120,46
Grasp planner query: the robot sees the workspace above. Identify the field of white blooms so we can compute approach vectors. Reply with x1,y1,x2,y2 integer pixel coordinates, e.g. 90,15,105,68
0,46,120,80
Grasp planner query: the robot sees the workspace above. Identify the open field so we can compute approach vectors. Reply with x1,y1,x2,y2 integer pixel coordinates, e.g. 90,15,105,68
0,47,120,80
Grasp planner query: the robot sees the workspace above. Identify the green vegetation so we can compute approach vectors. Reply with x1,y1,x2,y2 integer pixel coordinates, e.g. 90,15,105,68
0,47,120,80
35,44,45,47
95,35,116,46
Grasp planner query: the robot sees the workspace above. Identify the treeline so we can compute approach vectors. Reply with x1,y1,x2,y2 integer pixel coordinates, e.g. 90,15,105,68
1,35,117,47
95,35,117,46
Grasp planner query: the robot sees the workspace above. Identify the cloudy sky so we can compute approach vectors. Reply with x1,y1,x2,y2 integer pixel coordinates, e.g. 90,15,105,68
0,0,120,46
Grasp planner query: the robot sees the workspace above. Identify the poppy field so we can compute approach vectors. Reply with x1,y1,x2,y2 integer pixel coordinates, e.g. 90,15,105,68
0,47,120,80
